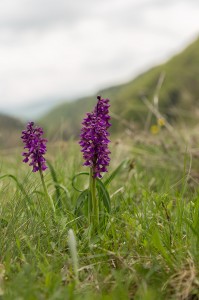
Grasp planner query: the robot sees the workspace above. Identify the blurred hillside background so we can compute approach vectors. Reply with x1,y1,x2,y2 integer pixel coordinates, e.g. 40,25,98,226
0,0,199,147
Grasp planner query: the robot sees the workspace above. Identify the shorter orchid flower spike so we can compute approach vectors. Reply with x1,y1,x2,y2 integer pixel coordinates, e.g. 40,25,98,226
21,121,48,172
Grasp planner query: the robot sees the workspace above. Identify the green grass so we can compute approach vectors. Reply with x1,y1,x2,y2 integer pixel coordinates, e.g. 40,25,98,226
0,127,199,300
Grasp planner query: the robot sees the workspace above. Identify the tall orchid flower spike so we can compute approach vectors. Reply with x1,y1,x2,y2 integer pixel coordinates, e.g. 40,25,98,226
21,122,55,212
79,96,111,230
79,96,111,178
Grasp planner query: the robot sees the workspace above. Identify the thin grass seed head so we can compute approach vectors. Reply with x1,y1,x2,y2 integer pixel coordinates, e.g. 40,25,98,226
68,229,79,284
79,96,111,178
21,121,48,172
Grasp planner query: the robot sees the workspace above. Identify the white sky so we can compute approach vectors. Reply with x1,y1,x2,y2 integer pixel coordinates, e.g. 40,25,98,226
0,0,199,112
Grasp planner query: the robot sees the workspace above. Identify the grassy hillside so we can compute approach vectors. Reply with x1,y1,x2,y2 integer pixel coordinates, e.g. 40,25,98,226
0,114,24,148
41,37,199,138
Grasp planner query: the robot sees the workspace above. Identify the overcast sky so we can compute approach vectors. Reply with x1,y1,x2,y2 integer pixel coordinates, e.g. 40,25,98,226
0,0,199,112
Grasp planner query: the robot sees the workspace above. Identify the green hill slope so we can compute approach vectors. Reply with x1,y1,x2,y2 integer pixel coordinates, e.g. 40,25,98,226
0,114,24,148
41,37,199,138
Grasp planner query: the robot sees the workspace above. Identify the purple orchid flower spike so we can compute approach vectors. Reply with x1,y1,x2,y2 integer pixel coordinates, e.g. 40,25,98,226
79,96,111,178
79,96,111,231
21,121,48,172
21,122,55,212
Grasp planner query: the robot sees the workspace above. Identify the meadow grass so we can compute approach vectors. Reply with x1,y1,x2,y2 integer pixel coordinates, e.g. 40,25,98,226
0,130,199,300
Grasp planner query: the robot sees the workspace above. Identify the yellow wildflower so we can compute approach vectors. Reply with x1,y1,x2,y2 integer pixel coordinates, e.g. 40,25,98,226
150,125,159,135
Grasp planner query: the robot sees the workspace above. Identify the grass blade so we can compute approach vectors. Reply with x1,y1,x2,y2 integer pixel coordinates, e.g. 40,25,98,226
96,179,111,213
104,159,131,187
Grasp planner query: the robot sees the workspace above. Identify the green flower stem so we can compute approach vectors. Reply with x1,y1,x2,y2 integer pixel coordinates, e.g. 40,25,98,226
39,169,55,212
89,168,99,229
